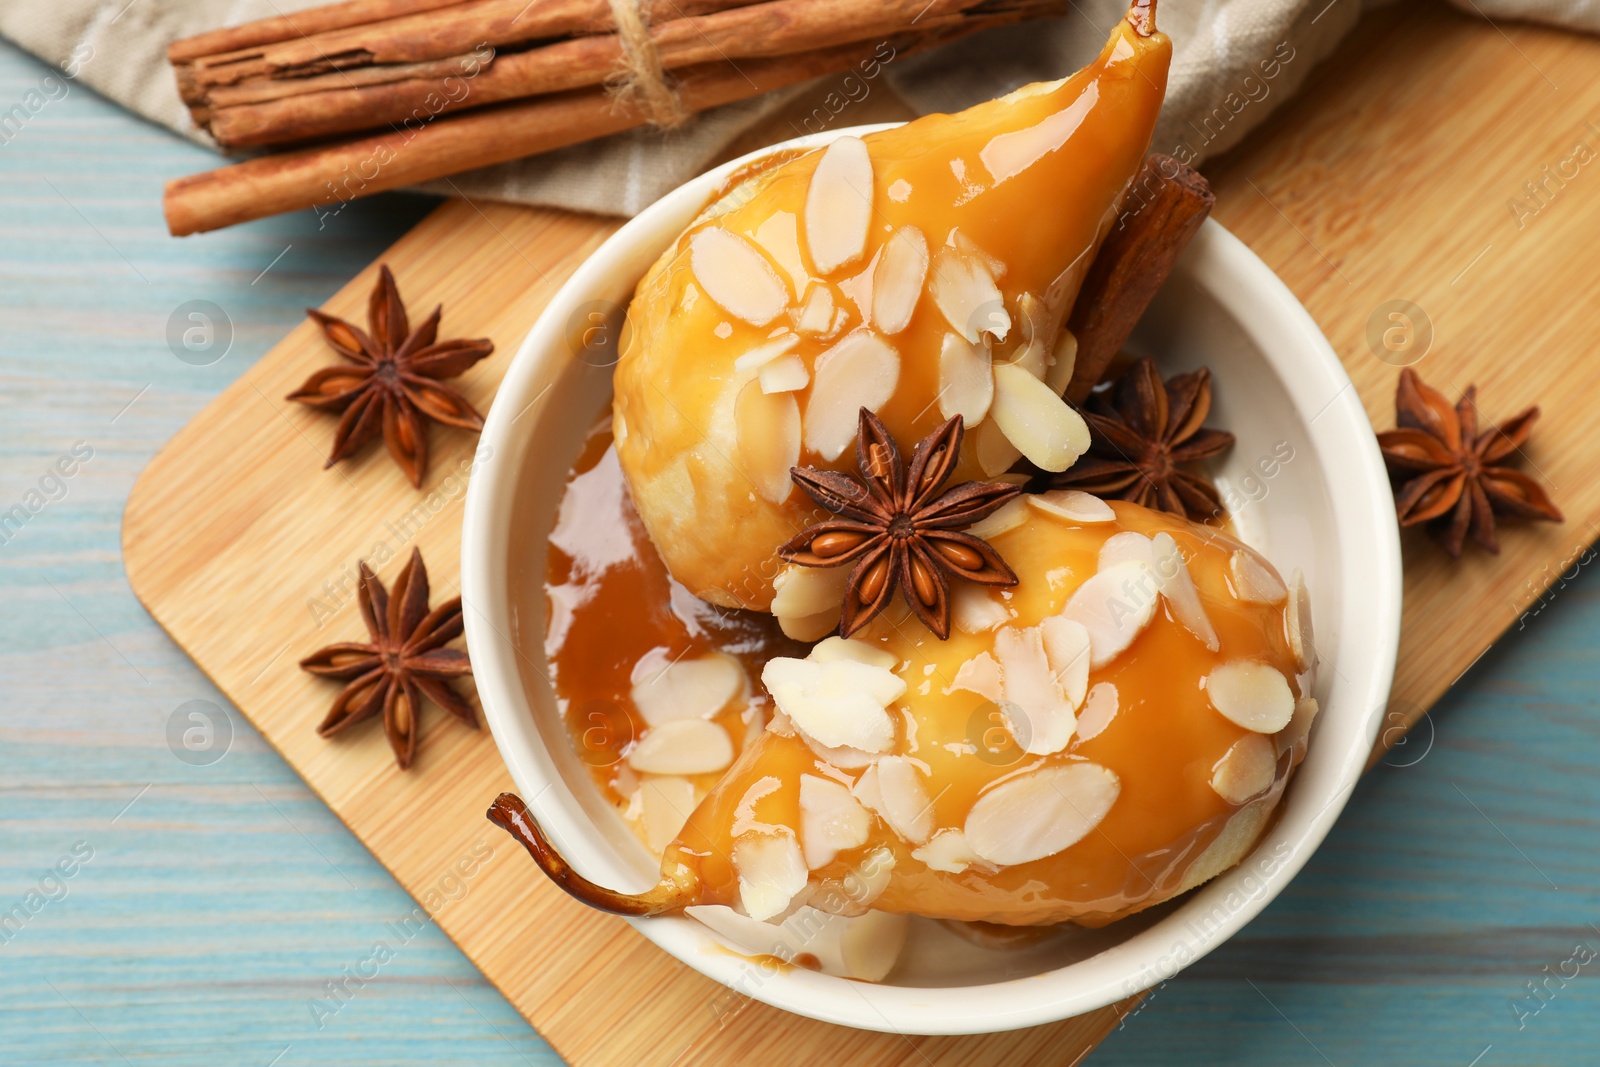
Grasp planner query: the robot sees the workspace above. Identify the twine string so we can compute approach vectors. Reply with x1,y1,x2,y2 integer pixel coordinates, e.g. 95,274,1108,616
604,0,691,129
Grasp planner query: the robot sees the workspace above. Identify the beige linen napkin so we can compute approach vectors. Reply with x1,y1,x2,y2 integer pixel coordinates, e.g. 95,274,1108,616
2,0,1594,218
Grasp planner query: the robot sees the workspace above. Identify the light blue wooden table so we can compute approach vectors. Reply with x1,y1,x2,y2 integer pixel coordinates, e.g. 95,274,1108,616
1,36,1595,1067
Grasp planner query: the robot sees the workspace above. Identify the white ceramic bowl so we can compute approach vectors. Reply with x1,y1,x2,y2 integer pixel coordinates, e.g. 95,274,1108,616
461,124,1402,1036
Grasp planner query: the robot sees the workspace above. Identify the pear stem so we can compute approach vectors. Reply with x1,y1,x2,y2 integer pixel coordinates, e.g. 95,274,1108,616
487,792,697,917
1127,0,1157,36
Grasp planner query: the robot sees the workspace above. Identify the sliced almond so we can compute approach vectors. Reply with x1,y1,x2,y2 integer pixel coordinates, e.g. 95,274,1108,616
1045,327,1078,395
950,228,1008,281
930,243,1009,344
804,136,873,275
795,283,837,336
771,563,847,620
948,649,1004,705
1206,660,1295,733
871,225,928,335
1098,530,1156,572
627,719,735,775
973,415,1023,477
1286,569,1316,673
733,830,809,921
759,353,810,394
640,775,696,854
732,333,800,374
1028,488,1114,524
1229,548,1288,605
630,652,746,727
761,657,903,753
833,845,895,911
964,762,1120,867
803,330,900,460
912,829,982,874
686,903,908,982
995,625,1075,756
1039,615,1091,710
749,209,808,294
1210,733,1278,805
1007,292,1053,379
937,331,994,426
799,737,880,770
1277,696,1319,763
857,756,933,845
990,362,1090,473
689,227,788,326
1074,681,1118,742
735,379,800,504
951,584,1010,634
809,635,898,671
1151,532,1220,652
799,773,871,869
967,495,1028,540
1062,559,1160,669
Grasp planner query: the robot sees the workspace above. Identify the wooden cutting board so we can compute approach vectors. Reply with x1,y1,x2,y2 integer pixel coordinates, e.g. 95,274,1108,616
123,3,1600,1063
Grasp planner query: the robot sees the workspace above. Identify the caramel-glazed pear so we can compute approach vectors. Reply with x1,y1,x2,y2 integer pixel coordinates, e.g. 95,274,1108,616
493,495,1319,927
612,0,1171,611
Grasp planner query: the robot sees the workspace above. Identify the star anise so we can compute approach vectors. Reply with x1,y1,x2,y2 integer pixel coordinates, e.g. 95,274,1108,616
288,265,494,487
1051,357,1234,521
300,548,476,769
1377,368,1562,557
779,409,1021,640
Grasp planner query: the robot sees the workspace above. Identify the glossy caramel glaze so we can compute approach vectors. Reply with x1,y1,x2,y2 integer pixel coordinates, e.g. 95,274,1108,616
613,17,1171,611
669,502,1307,926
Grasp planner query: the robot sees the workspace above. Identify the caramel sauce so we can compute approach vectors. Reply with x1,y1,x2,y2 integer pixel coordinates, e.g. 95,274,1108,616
543,417,804,809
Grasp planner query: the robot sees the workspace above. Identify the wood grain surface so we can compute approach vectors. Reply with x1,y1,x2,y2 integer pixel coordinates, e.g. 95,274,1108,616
7,0,1599,1063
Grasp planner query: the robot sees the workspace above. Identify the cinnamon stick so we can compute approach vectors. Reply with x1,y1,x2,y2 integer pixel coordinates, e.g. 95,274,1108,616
167,0,462,64
1064,154,1214,403
165,38,906,236
204,0,1052,149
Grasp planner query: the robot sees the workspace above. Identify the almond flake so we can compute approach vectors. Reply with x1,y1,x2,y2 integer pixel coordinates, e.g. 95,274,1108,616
990,362,1090,473
948,649,1004,705
930,243,1009,343
967,495,1028,541
627,719,735,775
1008,292,1053,379
1206,660,1295,733
640,776,696,853
803,330,900,460
1074,682,1118,742
912,829,982,874
1229,549,1287,605
1151,532,1220,652
800,737,880,770
799,773,871,868
1039,615,1090,710
735,380,799,504
795,284,836,336
630,652,746,727
1045,328,1078,394
732,333,800,374
1098,530,1156,571
1286,569,1316,673
749,210,808,293
952,584,1010,634
771,563,846,620
759,353,810,394
973,415,1023,477
1210,733,1278,804
937,332,994,426
809,635,898,671
995,625,1075,756
761,657,903,753
856,756,933,845
1277,696,1319,763
689,227,788,326
964,762,1120,867
835,846,895,910
1028,489,1114,524
1062,559,1160,669
871,225,928,335
804,136,874,275
733,830,809,921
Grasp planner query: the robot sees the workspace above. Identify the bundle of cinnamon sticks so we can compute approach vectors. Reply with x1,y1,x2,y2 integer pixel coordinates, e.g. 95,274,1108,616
164,0,1065,236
